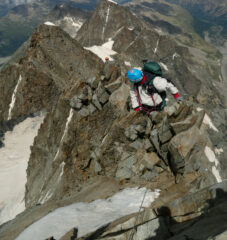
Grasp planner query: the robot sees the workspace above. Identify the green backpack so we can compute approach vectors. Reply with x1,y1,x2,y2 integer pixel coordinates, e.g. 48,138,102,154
142,61,166,110
142,61,162,76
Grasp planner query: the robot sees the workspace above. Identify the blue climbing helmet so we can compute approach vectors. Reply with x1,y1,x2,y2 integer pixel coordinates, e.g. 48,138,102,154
127,69,143,83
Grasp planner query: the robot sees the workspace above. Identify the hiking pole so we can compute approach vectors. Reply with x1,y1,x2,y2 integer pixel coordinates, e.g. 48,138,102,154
129,188,148,240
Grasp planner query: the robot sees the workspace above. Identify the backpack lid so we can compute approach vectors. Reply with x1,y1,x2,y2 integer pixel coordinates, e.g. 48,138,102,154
143,62,162,76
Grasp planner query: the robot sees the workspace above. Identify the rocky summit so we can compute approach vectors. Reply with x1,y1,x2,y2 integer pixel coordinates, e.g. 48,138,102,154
0,0,226,240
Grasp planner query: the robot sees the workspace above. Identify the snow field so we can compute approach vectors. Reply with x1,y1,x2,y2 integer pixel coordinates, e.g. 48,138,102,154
0,116,44,225
16,188,160,240
85,39,117,62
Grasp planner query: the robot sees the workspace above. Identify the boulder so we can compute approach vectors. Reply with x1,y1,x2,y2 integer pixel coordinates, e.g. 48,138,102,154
170,110,205,134
144,139,154,151
98,91,109,105
125,126,138,141
103,62,121,82
92,94,102,110
104,77,122,93
142,152,161,170
109,83,129,111
116,167,133,180
78,107,90,117
168,126,201,175
150,129,161,154
87,77,99,89
158,117,172,144
118,155,137,169
88,104,96,114
142,170,158,181
129,139,143,151
94,160,102,173
70,96,82,110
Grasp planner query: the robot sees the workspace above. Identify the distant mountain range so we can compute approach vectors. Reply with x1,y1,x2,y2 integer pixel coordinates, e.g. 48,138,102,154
166,0,227,45
0,0,226,66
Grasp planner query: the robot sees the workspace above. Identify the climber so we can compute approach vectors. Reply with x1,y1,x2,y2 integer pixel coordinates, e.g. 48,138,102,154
127,62,183,114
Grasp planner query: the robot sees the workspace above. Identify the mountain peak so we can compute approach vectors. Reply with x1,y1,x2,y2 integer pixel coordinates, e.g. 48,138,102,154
76,0,145,47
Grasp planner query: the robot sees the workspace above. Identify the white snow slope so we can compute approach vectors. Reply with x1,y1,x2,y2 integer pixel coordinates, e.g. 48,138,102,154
16,188,160,240
0,115,44,225
85,39,117,62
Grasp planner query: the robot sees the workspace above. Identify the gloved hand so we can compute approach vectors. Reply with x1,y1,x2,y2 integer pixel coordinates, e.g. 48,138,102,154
176,96,184,102
134,107,140,112
134,107,147,115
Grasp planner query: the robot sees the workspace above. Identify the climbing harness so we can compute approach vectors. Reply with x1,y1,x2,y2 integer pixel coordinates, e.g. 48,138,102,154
135,86,157,114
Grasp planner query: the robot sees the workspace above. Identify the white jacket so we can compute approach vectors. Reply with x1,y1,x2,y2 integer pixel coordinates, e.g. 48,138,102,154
130,76,178,109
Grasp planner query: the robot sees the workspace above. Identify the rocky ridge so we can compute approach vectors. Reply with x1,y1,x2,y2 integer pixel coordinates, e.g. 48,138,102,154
0,0,226,239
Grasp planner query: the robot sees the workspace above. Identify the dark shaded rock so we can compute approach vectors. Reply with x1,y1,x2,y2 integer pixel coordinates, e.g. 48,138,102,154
125,126,138,141
158,117,172,144
144,139,154,151
92,94,102,110
87,77,99,89
60,227,78,240
170,103,193,123
171,114,197,134
70,96,82,110
150,129,160,152
104,77,122,93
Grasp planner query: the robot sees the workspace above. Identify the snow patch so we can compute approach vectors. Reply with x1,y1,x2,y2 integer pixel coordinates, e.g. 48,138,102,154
160,62,168,71
204,146,222,183
102,4,110,39
155,28,163,34
108,0,118,4
125,61,131,66
127,35,139,49
44,22,56,26
172,52,178,60
113,26,124,38
203,114,219,132
154,38,159,53
197,108,218,132
53,109,74,162
84,39,117,62
0,115,44,225
8,75,22,120
16,188,160,240
63,17,83,28
215,148,224,155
